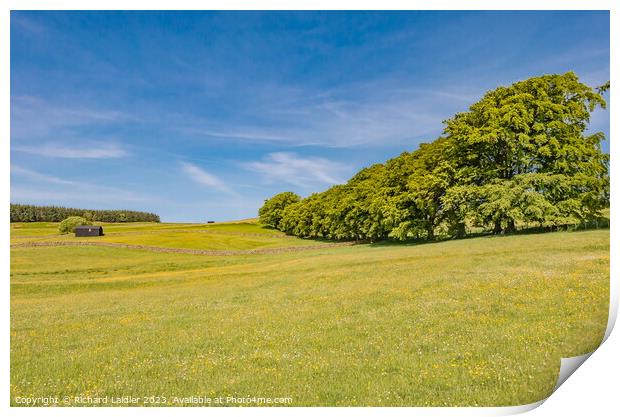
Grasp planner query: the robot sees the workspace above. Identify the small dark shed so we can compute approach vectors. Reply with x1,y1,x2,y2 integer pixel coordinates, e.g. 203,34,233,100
207,220,215,224
75,225,104,237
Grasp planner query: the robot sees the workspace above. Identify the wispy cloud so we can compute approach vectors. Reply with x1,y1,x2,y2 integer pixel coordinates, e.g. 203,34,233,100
243,152,350,188
11,166,76,186
11,13,47,35
180,81,479,149
13,142,129,159
11,95,137,140
184,128,290,143
11,165,155,204
180,162,237,195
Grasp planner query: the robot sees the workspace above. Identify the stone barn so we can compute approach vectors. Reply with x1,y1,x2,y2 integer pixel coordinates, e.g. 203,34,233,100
75,225,104,237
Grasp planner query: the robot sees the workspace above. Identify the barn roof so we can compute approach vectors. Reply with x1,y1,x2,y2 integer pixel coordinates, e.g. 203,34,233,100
75,225,102,229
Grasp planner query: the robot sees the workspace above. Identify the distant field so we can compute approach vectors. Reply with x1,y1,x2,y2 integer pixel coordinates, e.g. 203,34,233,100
10,219,284,237
10,223,609,406
10,220,324,251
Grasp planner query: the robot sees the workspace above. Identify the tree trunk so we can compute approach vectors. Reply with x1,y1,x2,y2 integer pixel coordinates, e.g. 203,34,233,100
505,218,516,234
493,218,502,234
426,225,435,241
454,222,466,239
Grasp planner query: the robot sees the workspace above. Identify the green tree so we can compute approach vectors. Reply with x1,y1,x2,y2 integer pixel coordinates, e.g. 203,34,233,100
258,192,301,229
58,216,92,234
443,72,608,233
260,72,609,240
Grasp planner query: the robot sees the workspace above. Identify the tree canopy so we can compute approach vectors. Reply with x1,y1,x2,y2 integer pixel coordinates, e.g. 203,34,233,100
10,204,161,223
258,191,301,229
259,73,609,241
58,216,92,234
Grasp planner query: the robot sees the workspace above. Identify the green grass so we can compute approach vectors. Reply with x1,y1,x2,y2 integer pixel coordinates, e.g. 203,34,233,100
10,220,321,251
10,223,609,406
10,219,283,236
68,231,322,251
10,221,63,237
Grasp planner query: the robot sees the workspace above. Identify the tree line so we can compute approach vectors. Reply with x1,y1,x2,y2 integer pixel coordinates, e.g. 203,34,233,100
259,73,610,241
10,204,160,223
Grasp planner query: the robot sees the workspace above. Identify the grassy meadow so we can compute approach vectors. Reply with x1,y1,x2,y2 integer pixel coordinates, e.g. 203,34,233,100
10,221,609,406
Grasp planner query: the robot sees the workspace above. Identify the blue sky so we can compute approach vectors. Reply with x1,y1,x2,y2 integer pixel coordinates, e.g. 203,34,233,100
10,11,610,222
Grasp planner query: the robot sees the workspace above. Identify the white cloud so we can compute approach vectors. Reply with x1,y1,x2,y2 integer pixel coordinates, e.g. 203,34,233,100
184,128,290,143
11,14,47,35
179,80,480,149
10,165,154,204
243,152,350,188
11,166,76,186
11,95,137,140
180,162,236,195
13,142,128,159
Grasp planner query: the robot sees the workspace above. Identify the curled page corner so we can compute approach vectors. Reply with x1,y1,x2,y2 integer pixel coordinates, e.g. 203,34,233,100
499,399,546,415
553,352,594,392
543,287,617,402
493,352,595,416
494,287,616,415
